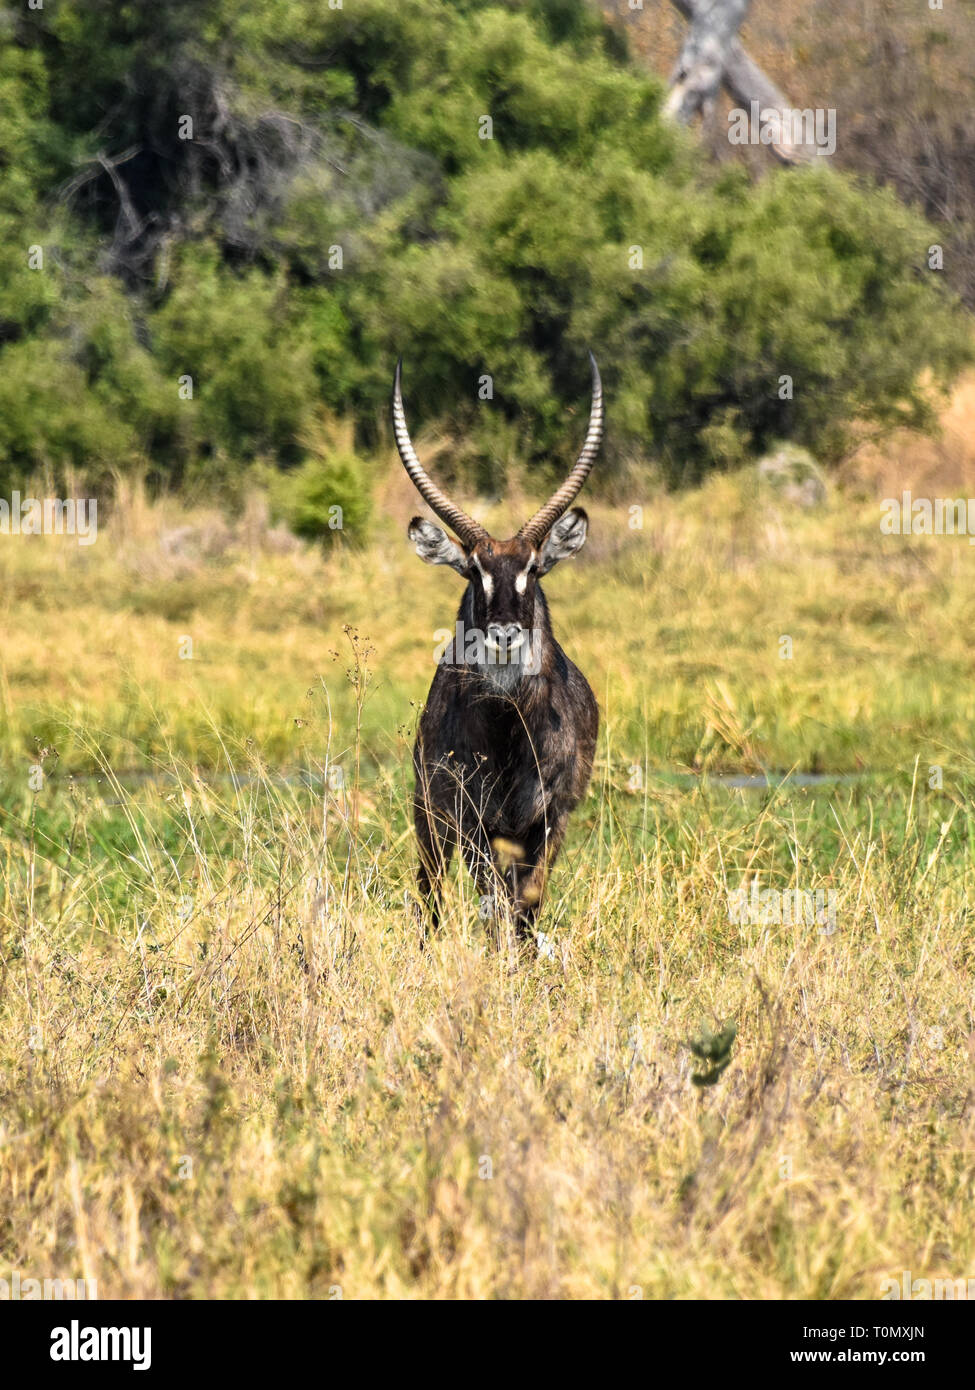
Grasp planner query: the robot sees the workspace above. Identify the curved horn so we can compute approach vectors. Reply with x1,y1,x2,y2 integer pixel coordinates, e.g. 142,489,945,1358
519,351,603,546
393,360,488,548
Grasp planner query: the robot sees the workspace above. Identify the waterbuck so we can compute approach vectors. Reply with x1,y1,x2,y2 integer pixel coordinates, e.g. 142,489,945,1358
393,354,603,940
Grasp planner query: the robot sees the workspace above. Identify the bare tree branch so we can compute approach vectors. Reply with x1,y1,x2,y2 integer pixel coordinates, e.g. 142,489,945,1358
666,0,811,165
664,0,750,125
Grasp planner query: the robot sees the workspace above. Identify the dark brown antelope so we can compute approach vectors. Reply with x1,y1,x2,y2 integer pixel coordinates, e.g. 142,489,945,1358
393,354,603,941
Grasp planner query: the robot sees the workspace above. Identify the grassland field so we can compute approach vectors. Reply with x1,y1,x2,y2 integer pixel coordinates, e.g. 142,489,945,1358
1,451,974,1298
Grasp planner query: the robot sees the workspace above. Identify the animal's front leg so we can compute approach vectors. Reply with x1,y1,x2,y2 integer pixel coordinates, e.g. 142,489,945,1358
512,815,569,940
413,787,455,932
458,821,508,945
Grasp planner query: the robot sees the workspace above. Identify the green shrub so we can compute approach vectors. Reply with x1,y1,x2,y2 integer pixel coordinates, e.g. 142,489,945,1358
268,419,372,544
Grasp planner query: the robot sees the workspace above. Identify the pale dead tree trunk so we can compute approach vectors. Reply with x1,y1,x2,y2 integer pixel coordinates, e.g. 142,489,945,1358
665,0,810,165
664,0,750,124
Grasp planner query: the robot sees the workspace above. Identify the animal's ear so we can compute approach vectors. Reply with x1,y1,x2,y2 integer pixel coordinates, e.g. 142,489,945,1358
408,517,469,575
538,507,588,575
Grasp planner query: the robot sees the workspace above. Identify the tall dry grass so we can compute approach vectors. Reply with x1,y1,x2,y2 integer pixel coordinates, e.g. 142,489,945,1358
2,438,975,1298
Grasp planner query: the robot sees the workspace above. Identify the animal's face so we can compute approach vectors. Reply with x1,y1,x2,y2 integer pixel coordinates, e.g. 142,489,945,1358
468,536,539,658
408,508,589,661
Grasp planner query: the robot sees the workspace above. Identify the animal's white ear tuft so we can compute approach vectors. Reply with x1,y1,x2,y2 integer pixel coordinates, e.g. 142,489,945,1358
538,507,588,574
408,517,469,575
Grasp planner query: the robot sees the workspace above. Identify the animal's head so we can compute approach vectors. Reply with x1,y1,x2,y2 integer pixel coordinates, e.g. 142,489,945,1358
393,354,602,662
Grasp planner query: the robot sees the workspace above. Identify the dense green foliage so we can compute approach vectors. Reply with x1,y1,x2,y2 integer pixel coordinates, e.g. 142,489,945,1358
0,0,970,513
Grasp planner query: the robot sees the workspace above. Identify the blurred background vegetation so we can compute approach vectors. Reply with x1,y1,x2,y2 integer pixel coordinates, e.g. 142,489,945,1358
0,0,972,536
3,7,975,1298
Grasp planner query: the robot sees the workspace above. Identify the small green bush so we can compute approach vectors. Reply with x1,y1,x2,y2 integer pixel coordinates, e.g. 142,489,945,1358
268,421,372,545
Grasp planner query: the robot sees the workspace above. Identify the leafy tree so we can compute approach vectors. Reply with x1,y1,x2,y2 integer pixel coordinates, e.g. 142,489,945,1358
0,0,969,506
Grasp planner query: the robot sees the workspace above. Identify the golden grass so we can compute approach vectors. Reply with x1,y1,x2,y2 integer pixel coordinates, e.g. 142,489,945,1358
3,764,973,1298
1,468,974,1298
4,461,975,778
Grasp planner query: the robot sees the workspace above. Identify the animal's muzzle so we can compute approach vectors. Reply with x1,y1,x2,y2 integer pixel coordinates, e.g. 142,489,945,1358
485,623,527,662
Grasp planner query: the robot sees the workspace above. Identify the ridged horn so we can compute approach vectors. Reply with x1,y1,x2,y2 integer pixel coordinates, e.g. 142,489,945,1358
519,352,603,546
392,360,489,548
